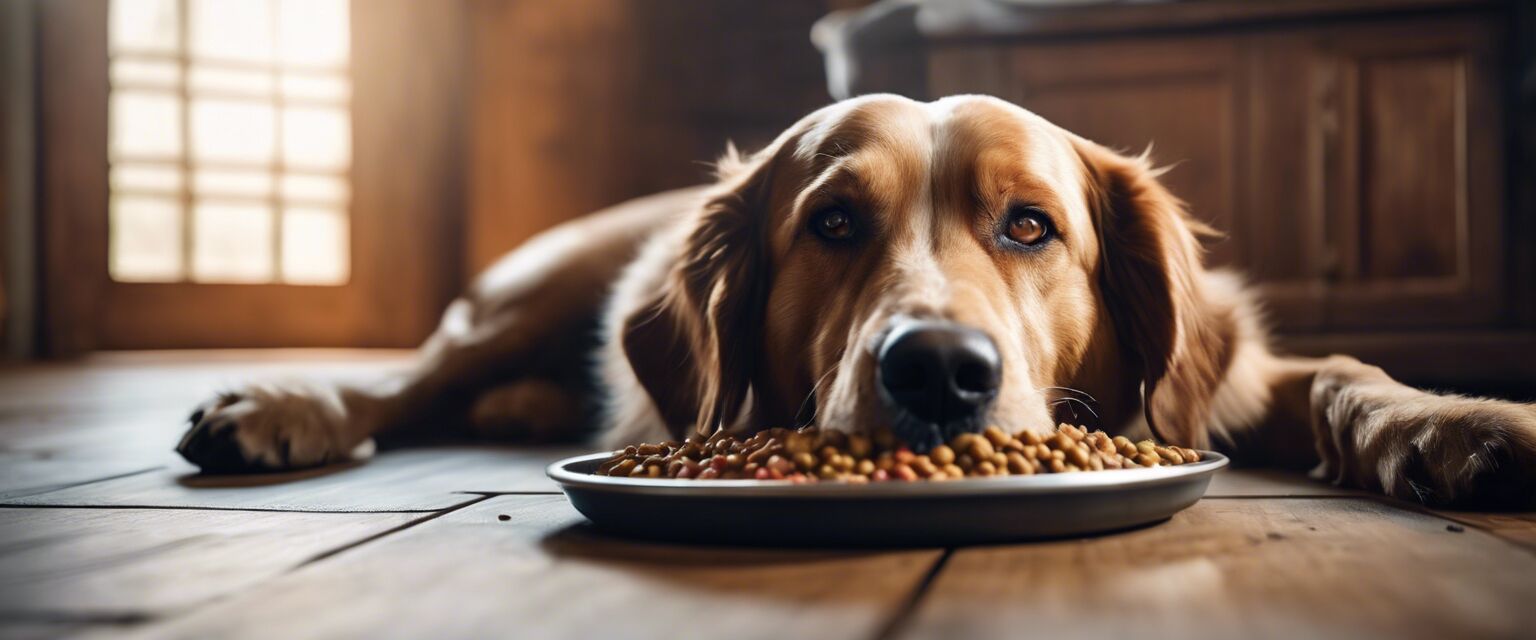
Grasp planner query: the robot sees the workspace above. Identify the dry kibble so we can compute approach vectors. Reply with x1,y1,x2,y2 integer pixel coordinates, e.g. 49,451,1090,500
595,423,1203,482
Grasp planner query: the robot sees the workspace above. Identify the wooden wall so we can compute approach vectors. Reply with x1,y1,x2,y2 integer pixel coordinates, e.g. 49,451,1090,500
463,0,839,275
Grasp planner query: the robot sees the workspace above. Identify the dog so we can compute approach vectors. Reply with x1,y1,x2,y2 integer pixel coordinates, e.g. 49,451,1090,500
177,94,1536,507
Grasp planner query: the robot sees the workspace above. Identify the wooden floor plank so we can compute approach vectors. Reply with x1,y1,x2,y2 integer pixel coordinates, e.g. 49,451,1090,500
0,506,426,618
118,495,943,639
2,446,580,512
900,498,1536,640
1205,468,1365,498
1429,510,1536,553
0,351,412,415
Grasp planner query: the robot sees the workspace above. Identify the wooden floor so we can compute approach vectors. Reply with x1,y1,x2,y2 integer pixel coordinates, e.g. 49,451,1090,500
1,352,1534,639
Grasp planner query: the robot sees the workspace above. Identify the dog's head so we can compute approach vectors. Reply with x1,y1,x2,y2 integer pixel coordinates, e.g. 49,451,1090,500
622,95,1228,450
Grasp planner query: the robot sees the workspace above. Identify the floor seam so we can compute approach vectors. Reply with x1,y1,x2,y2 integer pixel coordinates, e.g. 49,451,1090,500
47,496,496,631
292,494,494,569
0,503,444,514
870,548,953,640
0,466,166,501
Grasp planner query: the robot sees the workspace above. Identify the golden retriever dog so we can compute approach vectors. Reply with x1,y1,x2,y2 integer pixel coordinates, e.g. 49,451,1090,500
177,95,1536,507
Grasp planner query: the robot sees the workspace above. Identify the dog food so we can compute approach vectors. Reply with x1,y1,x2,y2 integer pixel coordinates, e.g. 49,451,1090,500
593,424,1202,482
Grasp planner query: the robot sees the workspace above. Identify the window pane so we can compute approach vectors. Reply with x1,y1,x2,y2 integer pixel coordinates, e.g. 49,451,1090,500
195,170,272,198
278,0,349,68
112,164,182,193
280,73,349,102
111,195,182,281
190,65,274,97
112,58,180,89
190,0,273,63
111,0,178,53
193,201,273,282
191,99,274,164
282,207,348,285
111,91,182,158
281,174,348,203
282,106,349,170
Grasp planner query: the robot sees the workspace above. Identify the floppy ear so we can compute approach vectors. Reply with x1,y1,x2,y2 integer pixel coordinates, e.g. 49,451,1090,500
619,143,781,439
1076,140,1230,449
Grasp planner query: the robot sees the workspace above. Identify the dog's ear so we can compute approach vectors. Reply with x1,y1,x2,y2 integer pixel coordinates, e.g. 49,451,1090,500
620,142,787,439
1075,139,1229,449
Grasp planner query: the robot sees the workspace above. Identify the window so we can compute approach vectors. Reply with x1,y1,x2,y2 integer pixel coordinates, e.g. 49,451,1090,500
108,0,351,285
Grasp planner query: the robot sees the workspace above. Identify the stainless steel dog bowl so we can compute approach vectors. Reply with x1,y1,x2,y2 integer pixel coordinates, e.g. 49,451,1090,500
548,451,1227,546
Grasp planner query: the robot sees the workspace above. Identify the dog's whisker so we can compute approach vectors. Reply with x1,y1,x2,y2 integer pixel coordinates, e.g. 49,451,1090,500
795,366,840,427
1049,396,1100,419
1036,386,1099,404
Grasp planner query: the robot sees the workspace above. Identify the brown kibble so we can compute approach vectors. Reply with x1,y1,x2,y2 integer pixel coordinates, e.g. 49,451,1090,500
793,451,817,471
596,424,1197,481
1067,446,1090,468
1005,451,1030,474
970,436,996,460
847,435,872,458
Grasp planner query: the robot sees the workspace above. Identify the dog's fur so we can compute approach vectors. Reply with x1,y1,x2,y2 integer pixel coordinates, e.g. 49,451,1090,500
178,95,1536,507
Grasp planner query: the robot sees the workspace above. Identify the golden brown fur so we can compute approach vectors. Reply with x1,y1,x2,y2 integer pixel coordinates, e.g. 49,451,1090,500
178,95,1536,507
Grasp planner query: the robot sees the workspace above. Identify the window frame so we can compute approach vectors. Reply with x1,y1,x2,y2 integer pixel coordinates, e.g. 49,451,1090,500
38,0,463,353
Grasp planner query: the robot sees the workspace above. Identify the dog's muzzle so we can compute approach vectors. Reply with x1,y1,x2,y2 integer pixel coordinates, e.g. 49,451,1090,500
876,319,1001,451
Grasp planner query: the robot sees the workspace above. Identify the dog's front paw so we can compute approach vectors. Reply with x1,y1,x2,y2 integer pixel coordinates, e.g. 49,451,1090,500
176,384,375,474
1313,362,1536,507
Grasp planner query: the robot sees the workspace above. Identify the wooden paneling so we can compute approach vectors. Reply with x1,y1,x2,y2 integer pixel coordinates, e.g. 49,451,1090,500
1359,55,1464,281
37,0,109,357
1300,18,1504,330
992,37,1242,267
924,8,1516,351
464,0,835,274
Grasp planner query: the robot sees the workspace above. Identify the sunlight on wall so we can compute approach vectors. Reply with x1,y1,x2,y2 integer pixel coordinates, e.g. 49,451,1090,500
108,0,351,285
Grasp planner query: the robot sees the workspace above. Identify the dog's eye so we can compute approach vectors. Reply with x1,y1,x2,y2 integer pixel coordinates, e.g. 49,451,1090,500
1005,207,1052,246
811,208,855,241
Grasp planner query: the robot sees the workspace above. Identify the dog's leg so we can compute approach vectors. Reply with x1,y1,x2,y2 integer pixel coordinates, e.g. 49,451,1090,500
1245,354,1536,507
176,187,701,472
467,378,587,443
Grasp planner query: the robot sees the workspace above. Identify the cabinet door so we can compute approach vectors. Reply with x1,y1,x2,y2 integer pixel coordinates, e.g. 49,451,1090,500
933,37,1245,268
1250,17,1505,331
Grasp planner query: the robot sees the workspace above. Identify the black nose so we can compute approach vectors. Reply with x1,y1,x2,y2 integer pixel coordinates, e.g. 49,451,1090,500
877,321,1001,431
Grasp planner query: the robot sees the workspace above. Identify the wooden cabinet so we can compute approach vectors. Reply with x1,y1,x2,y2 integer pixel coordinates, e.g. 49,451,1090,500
892,1,1534,387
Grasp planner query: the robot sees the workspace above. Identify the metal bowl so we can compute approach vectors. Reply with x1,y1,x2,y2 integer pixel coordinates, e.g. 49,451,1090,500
548,451,1227,546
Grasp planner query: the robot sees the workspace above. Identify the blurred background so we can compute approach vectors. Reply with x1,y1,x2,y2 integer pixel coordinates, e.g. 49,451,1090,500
0,0,1532,397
